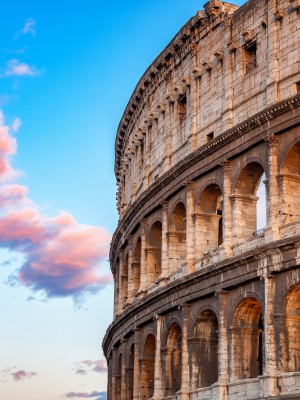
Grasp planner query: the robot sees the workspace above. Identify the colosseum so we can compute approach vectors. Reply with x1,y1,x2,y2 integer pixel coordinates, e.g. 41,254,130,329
103,0,300,399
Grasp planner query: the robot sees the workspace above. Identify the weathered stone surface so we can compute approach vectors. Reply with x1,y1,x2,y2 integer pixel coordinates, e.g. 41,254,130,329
104,0,300,398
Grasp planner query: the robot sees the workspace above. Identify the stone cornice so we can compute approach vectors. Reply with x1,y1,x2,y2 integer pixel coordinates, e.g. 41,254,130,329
110,94,300,270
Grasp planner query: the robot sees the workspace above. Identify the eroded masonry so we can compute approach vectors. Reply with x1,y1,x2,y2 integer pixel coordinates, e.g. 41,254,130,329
103,0,300,399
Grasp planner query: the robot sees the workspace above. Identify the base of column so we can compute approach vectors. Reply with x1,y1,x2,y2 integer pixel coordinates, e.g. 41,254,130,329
264,226,280,243
260,374,280,398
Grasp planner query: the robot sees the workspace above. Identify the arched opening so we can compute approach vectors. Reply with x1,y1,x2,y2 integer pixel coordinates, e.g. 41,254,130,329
164,323,182,396
116,353,123,399
147,221,162,284
233,162,265,240
282,284,300,372
196,184,223,256
132,238,141,293
230,297,263,380
169,203,186,272
123,253,129,304
127,344,134,400
256,173,266,231
192,310,218,388
280,142,300,224
141,334,155,399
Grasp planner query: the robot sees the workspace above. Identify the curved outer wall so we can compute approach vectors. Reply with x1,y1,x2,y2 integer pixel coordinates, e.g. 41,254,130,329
104,0,300,399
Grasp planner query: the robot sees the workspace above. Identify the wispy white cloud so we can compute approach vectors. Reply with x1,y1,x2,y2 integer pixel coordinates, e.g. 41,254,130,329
4,59,39,77
14,19,36,39
11,117,22,132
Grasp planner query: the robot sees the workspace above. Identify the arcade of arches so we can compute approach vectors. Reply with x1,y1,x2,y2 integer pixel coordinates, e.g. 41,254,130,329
107,137,300,400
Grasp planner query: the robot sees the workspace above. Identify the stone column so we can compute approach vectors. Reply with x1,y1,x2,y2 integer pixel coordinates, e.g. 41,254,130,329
161,201,169,278
113,265,119,317
133,328,141,400
111,347,118,400
127,236,134,304
257,265,279,397
222,161,233,255
107,355,112,400
139,220,147,292
185,182,195,274
265,135,280,242
118,250,124,312
191,43,198,150
193,213,202,260
152,315,163,399
180,304,191,399
216,290,229,400
121,341,128,400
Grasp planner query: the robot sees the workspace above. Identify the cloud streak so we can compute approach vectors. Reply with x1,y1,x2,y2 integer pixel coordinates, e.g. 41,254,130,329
0,112,112,303
14,19,36,38
65,391,107,399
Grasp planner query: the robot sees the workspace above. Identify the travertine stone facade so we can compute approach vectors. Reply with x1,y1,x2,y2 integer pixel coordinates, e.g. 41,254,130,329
103,0,300,399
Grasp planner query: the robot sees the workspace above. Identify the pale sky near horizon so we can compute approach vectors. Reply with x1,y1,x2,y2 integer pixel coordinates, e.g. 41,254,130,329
0,1,246,400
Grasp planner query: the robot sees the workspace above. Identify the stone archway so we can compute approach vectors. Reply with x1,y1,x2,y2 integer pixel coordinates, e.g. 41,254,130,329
164,322,182,396
191,310,218,388
141,334,155,399
281,283,300,372
116,353,123,399
169,203,186,272
230,297,263,380
195,184,223,256
279,142,300,224
233,162,265,241
147,221,162,284
132,238,141,293
126,344,134,400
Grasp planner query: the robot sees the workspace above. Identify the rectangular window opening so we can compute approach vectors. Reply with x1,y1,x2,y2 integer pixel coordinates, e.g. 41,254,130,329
296,81,300,94
244,41,257,74
207,132,214,142
178,94,187,123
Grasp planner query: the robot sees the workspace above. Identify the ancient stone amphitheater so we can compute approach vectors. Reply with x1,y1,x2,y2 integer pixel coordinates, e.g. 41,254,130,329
103,0,300,399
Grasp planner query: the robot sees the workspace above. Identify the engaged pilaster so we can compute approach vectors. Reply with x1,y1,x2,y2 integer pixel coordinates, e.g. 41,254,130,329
265,135,280,242
111,347,118,400
139,220,147,293
118,250,124,311
133,328,141,400
127,236,134,304
185,182,195,273
222,161,233,255
152,315,163,399
161,201,169,278
121,340,128,400
216,289,229,399
180,303,191,399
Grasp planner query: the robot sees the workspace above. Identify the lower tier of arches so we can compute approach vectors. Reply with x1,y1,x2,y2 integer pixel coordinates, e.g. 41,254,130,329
105,246,300,400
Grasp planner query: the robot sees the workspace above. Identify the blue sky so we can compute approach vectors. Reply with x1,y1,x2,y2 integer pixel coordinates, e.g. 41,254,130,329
0,1,245,400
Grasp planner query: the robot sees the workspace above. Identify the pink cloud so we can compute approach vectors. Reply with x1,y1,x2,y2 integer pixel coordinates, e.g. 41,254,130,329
75,360,107,375
5,59,39,77
0,112,112,303
2,367,37,382
11,370,37,381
